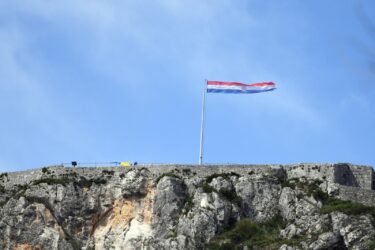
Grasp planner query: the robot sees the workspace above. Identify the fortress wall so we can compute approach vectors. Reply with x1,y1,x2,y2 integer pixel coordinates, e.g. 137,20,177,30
283,164,336,182
283,163,374,190
147,164,285,180
1,164,373,191
347,164,374,190
332,164,360,188
1,165,286,188
337,185,375,207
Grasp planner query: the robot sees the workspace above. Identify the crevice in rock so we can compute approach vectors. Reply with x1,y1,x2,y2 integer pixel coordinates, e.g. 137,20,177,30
334,235,348,250
25,196,81,250
89,205,113,236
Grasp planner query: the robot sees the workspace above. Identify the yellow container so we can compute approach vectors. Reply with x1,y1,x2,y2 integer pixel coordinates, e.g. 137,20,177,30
119,162,131,167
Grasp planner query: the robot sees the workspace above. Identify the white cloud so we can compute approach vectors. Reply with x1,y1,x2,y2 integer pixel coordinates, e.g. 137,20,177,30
4,1,256,87
1,0,325,125
0,29,32,89
0,22,96,159
339,93,371,112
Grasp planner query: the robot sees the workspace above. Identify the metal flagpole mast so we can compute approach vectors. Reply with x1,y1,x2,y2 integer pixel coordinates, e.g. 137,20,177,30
199,79,207,165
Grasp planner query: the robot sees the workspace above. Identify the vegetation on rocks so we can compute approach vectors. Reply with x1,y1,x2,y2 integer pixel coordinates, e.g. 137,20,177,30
182,195,194,215
284,177,375,218
102,170,115,176
198,182,216,193
218,188,242,206
207,215,286,249
197,182,242,206
12,184,28,199
0,172,8,179
369,240,375,250
74,176,107,188
320,198,375,217
193,172,243,206
33,176,72,186
0,184,28,207
156,172,180,183
42,167,51,174
205,172,240,183
282,178,328,201
32,175,107,187
182,168,195,175
0,165,374,249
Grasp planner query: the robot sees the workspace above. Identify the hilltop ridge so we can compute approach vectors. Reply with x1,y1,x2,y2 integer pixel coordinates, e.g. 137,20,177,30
0,163,375,249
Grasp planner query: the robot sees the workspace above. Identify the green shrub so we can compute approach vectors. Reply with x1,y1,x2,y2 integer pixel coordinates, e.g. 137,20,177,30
77,177,107,187
74,177,98,188
182,168,192,175
156,173,180,183
207,214,286,249
282,178,328,202
199,183,215,193
33,177,72,186
42,167,50,174
281,179,297,189
102,170,115,175
309,188,329,202
206,172,240,183
304,180,328,201
320,198,375,217
244,214,286,248
183,195,194,214
207,242,235,250
229,219,259,243
207,219,259,249
218,188,242,206
93,178,107,185
34,175,107,188
13,184,28,199
195,183,242,206
368,240,375,250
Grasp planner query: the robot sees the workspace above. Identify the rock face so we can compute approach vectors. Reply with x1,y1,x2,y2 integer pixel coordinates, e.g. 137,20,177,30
0,163,374,250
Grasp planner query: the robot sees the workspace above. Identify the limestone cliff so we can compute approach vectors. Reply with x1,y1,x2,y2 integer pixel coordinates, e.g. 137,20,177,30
0,164,375,250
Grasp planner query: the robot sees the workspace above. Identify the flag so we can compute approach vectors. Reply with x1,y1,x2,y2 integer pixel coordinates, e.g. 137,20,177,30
207,81,276,94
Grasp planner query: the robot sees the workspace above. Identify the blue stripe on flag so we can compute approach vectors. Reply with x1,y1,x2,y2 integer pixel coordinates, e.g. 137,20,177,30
207,89,275,94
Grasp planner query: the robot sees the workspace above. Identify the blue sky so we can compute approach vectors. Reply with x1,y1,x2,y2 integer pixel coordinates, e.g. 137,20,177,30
1,0,375,172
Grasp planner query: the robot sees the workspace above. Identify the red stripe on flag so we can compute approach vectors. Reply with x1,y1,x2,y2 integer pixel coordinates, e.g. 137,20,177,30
207,81,275,87
250,82,275,87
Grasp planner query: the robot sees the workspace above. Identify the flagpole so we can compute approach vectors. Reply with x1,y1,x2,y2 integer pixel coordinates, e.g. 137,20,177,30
199,80,207,165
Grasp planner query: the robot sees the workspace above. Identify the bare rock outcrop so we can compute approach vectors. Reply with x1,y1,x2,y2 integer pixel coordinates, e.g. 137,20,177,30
0,163,374,249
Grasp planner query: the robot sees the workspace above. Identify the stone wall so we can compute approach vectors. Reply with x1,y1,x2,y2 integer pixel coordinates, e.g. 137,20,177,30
283,164,336,183
337,185,375,207
347,164,374,190
1,163,374,191
1,164,285,188
283,163,374,190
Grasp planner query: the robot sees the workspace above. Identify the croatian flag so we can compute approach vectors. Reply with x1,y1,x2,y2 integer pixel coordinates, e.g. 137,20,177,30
207,81,276,94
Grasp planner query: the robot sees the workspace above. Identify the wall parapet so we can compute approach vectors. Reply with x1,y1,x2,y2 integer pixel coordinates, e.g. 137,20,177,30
0,163,373,191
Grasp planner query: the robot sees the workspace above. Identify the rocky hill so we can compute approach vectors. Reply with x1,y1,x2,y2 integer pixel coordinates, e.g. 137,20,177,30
0,163,375,250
